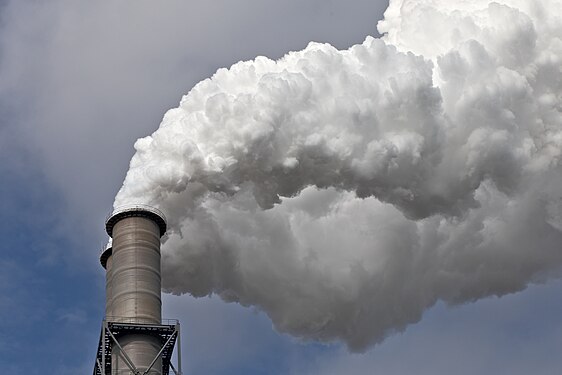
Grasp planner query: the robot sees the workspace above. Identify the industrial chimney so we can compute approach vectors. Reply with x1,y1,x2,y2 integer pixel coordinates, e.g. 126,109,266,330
94,205,182,375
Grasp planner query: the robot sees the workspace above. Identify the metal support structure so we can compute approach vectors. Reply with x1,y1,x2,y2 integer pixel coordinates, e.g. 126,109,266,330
93,319,182,375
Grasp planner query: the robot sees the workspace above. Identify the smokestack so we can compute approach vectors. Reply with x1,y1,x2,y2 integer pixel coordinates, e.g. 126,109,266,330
105,205,166,324
99,240,113,318
94,205,182,375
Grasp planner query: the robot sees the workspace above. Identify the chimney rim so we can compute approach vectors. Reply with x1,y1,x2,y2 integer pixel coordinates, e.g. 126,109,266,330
99,241,113,269
105,204,167,238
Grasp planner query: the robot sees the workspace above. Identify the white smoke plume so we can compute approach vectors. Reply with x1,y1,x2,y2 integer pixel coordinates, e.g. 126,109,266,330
114,0,562,351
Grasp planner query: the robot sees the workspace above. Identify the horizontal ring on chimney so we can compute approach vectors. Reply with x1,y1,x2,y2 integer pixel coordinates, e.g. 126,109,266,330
105,204,167,237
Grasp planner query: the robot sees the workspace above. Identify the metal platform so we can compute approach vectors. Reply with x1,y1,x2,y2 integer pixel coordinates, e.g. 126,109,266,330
93,318,182,375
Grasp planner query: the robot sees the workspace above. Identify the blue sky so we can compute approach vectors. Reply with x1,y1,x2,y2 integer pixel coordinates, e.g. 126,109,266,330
2,1,562,374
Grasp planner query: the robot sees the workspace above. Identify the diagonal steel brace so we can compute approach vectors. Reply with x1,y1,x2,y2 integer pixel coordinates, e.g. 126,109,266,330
143,330,178,375
107,327,141,375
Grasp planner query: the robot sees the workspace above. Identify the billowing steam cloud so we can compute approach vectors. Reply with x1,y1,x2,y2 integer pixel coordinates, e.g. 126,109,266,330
114,0,562,351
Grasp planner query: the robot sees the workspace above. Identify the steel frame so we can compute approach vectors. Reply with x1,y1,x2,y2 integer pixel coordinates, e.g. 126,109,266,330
93,319,182,375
